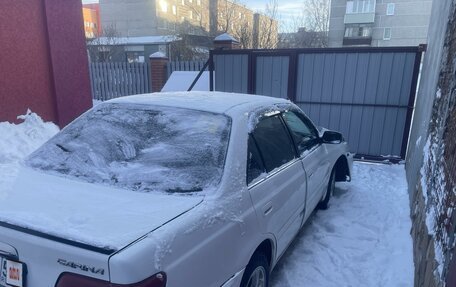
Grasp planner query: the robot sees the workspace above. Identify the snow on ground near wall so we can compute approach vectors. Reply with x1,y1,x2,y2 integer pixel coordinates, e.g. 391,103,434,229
0,114,413,286
0,111,59,197
271,163,413,287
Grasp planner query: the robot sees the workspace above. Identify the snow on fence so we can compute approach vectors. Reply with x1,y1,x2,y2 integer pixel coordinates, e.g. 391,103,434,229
89,62,151,101
167,61,206,78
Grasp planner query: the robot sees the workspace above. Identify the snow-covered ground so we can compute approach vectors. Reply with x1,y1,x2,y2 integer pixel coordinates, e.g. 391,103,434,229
270,162,413,287
0,112,414,286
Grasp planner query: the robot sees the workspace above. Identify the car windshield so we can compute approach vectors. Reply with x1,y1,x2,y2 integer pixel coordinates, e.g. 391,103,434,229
26,103,231,193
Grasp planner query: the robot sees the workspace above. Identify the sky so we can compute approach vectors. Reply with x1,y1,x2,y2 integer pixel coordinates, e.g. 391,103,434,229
82,0,304,30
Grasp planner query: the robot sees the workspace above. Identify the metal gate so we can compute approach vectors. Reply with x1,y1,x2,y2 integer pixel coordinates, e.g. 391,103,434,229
209,46,424,160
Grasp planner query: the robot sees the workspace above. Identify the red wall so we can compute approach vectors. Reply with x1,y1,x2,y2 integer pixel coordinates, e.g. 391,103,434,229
0,0,92,127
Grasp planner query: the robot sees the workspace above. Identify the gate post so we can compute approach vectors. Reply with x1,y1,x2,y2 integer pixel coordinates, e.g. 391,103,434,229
214,33,240,50
149,52,169,93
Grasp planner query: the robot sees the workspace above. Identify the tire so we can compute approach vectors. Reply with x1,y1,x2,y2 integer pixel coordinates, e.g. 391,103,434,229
240,252,270,287
317,168,336,210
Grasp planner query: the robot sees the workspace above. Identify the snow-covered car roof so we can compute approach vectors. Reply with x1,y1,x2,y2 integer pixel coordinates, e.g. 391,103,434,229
108,91,291,116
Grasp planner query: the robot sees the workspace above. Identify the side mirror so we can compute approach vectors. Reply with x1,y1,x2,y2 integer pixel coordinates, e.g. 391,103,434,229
322,131,343,144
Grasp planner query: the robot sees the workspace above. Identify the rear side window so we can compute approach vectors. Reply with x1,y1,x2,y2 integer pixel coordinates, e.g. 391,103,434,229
251,115,296,172
247,135,266,185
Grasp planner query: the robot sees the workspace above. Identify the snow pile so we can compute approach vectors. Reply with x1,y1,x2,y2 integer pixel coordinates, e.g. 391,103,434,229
0,110,59,163
0,110,59,201
271,162,414,287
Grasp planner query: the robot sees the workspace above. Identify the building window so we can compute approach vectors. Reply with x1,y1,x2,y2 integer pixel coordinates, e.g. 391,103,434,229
172,5,177,15
159,0,168,12
189,10,193,19
386,3,395,15
181,0,184,5
383,28,392,40
346,0,376,14
197,0,201,5
126,52,145,63
344,24,373,38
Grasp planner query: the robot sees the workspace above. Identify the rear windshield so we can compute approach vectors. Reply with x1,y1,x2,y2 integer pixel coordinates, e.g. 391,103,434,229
26,103,231,193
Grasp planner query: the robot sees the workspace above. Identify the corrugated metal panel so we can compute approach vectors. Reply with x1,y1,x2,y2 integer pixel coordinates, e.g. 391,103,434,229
210,48,420,159
255,56,289,99
214,54,248,93
295,52,416,157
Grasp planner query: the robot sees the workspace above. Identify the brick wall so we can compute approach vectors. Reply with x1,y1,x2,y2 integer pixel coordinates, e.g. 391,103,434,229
0,0,92,127
150,55,169,92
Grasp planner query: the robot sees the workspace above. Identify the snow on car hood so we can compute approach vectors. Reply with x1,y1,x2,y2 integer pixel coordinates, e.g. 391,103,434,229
0,167,204,250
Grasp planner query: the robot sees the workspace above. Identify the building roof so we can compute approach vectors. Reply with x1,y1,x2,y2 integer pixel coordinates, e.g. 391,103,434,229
88,35,179,46
214,33,239,43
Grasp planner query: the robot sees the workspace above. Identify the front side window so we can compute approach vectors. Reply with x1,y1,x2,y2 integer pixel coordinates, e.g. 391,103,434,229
26,104,231,193
282,111,319,155
251,115,296,172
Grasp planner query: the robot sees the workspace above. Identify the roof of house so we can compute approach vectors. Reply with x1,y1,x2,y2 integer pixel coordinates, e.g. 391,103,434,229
214,33,239,43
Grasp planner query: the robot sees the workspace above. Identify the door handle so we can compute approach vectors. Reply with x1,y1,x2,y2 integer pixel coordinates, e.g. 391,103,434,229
263,203,273,216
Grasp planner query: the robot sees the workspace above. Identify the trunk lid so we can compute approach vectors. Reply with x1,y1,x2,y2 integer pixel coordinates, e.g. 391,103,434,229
0,167,203,251
0,167,203,286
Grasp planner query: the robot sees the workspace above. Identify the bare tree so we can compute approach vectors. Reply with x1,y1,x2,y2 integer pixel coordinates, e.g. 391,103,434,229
278,0,330,48
235,22,253,49
170,22,210,61
302,0,330,46
86,24,124,62
253,0,279,49
217,0,240,34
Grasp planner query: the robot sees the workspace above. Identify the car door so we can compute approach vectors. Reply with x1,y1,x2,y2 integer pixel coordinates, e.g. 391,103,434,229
281,110,332,221
247,113,307,257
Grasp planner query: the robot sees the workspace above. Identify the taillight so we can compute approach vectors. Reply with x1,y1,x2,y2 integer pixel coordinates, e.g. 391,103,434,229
55,272,166,287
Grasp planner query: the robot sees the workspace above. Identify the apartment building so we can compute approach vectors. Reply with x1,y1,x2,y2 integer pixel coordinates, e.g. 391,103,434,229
253,13,279,49
99,0,277,48
83,4,101,38
328,0,433,47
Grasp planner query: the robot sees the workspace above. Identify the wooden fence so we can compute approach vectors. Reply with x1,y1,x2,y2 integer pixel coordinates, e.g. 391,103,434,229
89,62,151,101
89,61,207,100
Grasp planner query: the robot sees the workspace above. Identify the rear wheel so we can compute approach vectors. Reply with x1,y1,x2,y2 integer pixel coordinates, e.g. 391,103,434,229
240,252,270,287
317,168,335,210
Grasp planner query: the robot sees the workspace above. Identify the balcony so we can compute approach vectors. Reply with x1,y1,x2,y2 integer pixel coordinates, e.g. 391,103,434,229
344,13,375,24
343,37,372,46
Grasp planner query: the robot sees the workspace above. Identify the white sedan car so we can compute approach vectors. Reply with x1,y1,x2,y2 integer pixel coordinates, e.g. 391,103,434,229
0,92,352,287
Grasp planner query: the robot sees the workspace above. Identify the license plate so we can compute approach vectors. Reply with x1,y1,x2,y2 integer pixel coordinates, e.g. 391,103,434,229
0,256,25,287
